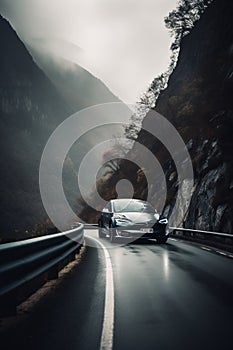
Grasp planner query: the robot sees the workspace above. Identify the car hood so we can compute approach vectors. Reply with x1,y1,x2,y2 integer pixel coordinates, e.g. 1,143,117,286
114,212,157,224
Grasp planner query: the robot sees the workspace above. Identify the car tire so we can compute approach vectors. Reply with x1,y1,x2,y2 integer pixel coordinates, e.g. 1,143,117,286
109,223,116,243
157,237,168,244
98,222,105,238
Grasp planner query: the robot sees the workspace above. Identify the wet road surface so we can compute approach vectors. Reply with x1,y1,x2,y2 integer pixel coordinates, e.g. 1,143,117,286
1,230,233,350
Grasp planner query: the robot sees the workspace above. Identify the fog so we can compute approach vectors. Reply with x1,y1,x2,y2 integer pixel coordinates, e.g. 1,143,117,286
0,0,178,103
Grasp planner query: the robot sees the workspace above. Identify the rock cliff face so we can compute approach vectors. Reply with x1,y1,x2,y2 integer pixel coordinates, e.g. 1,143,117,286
148,0,233,232
135,0,233,232
80,0,233,232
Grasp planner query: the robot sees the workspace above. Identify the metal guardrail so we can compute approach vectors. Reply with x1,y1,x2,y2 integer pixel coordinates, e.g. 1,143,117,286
83,223,233,242
0,225,84,317
84,223,233,238
170,227,233,251
2,223,229,317
170,227,233,238
84,224,98,229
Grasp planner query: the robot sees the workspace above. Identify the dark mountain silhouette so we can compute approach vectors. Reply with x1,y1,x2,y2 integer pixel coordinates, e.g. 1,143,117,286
0,14,73,241
28,40,120,112
0,14,120,242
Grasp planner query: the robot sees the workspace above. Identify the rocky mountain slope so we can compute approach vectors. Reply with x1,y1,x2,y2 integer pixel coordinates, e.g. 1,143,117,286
147,0,233,232
0,14,120,241
28,41,120,112
81,0,233,233
0,14,71,240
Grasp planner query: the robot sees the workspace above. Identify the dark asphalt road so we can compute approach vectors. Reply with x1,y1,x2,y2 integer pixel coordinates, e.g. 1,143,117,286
1,230,233,350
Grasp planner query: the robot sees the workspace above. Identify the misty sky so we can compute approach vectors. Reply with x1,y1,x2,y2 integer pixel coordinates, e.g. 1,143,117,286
0,0,178,103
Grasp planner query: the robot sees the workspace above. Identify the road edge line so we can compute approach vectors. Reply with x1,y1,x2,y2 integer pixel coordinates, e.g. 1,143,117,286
86,235,114,350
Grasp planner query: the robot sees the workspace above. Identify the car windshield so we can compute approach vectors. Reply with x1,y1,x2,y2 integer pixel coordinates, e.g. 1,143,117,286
113,200,155,213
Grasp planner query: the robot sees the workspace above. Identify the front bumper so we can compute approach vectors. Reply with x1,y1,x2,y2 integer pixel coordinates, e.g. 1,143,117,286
114,227,169,240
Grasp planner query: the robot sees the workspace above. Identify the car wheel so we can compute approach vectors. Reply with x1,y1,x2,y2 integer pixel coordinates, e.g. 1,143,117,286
109,223,116,243
157,237,168,244
98,221,105,238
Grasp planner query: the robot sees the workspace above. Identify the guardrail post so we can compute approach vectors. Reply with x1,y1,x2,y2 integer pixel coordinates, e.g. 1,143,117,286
76,244,82,255
71,251,76,261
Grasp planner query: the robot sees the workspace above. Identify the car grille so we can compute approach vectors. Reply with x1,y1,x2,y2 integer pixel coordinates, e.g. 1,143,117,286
124,222,154,230
117,222,166,235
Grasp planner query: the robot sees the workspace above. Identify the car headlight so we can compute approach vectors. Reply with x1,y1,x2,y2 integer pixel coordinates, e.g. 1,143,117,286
114,214,127,220
115,218,131,224
158,218,168,225
114,214,132,225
